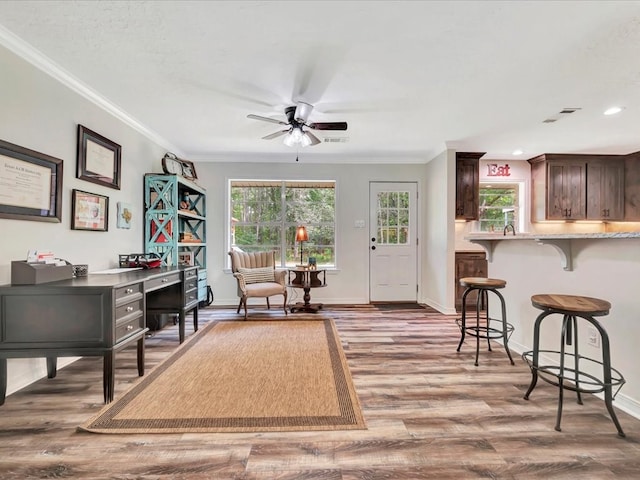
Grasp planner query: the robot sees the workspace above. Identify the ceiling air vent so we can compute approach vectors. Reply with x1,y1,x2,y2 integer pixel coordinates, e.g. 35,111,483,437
543,107,582,124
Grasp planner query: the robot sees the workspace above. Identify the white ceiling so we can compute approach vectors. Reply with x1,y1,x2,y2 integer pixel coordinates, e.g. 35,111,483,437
1,0,640,163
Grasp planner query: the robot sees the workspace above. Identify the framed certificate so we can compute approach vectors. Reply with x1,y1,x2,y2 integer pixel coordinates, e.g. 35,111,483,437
77,125,121,190
0,139,63,223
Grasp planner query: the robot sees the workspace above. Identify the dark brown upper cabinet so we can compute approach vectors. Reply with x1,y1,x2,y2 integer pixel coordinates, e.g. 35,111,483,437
455,152,485,220
586,158,625,220
529,153,625,222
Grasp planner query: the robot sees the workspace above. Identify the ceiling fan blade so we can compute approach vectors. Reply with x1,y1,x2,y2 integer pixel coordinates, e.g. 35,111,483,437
262,130,289,140
247,114,288,126
305,130,321,146
308,122,348,131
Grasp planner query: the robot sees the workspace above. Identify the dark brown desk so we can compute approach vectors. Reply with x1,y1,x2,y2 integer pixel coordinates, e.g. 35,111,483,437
0,266,198,405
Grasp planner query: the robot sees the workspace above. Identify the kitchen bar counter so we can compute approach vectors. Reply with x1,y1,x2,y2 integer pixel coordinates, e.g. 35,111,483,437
465,232,640,270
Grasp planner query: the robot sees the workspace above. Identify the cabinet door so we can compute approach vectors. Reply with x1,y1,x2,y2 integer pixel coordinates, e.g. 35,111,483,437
455,156,480,220
587,159,625,220
547,160,586,220
455,252,487,310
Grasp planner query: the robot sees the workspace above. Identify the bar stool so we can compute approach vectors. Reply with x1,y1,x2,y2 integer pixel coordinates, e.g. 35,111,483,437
522,294,626,437
456,277,515,366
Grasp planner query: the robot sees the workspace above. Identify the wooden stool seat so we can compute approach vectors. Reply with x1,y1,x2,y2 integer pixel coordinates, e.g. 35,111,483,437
523,293,625,437
460,277,506,289
531,294,610,316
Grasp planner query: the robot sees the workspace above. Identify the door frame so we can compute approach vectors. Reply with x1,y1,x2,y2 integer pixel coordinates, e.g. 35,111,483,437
368,181,420,303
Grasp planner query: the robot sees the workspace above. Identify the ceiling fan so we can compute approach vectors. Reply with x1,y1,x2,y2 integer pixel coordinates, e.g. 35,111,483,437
247,102,347,147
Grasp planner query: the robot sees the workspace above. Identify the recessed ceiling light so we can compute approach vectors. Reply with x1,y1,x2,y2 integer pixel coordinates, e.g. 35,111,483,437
604,106,623,116
512,149,523,156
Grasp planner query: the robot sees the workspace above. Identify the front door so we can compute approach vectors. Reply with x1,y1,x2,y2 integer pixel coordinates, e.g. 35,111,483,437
369,182,418,302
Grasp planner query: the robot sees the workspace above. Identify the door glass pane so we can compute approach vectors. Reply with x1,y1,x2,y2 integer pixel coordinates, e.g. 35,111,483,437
377,191,410,245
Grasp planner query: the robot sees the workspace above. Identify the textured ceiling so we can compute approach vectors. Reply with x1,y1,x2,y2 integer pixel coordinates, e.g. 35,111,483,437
1,0,640,163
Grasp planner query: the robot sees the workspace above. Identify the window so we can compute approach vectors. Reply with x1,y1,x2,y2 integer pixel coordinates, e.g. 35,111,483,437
230,180,336,267
478,183,519,232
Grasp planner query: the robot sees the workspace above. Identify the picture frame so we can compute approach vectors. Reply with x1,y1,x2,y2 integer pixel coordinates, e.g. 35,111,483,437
0,138,63,223
116,201,132,229
178,251,194,266
77,125,121,190
180,159,198,180
71,189,109,231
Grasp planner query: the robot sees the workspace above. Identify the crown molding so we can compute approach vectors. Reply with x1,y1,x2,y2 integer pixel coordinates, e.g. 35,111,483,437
0,24,182,155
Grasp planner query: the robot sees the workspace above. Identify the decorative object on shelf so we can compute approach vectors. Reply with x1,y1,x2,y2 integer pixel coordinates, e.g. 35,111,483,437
308,257,317,270
181,159,197,180
161,152,198,181
161,152,183,175
116,201,132,229
295,225,309,266
0,138,63,223
71,189,109,231
178,251,194,266
77,125,121,190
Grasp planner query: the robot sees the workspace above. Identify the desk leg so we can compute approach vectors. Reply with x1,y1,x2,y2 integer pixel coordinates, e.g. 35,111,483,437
178,311,186,344
0,358,6,406
46,357,57,378
103,352,115,404
193,307,199,332
137,337,145,377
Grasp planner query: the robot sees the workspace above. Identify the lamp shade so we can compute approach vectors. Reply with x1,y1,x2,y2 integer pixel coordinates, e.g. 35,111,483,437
295,225,309,242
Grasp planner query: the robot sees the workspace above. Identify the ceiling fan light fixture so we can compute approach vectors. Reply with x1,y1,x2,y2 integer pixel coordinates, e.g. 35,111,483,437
300,132,313,147
294,102,313,123
283,130,296,147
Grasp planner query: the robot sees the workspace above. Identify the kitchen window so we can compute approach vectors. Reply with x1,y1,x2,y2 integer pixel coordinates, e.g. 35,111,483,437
477,183,519,233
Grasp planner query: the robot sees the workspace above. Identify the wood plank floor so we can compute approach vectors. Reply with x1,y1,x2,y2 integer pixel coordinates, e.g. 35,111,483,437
1,305,639,479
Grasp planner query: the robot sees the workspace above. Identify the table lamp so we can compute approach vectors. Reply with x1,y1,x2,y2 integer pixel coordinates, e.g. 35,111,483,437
295,225,309,265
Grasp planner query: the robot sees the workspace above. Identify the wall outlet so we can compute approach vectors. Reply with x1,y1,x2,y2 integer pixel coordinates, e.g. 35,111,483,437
587,326,600,348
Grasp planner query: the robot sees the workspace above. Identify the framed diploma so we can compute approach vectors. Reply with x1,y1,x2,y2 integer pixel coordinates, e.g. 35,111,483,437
0,139,63,223
77,125,121,190
71,189,109,231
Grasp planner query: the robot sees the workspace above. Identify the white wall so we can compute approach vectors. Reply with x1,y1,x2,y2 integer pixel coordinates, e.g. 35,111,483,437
488,238,640,418
422,149,456,314
0,45,167,395
195,161,431,307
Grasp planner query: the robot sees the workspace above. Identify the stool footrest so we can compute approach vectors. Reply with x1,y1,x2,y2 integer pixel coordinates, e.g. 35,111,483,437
522,350,626,396
456,318,514,340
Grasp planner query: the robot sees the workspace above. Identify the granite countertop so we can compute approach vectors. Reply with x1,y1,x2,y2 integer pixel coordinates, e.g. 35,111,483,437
465,232,640,241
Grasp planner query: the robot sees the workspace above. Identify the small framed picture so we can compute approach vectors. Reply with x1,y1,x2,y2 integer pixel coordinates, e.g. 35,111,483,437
71,189,109,231
178,251,194,266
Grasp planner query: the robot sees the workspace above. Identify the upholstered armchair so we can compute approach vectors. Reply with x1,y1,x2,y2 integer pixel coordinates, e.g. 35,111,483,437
228,250,288,319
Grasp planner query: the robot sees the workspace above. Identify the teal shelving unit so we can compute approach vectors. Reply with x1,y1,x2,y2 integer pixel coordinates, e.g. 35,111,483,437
144,174,208,302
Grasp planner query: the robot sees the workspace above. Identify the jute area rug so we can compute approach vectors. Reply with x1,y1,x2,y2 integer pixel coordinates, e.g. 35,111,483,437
80,318,366,434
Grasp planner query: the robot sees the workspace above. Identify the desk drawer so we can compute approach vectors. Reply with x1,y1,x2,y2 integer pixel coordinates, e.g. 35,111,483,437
115,282,143,302
115,316,144,343
184,277,198,292
146,272,180,291
184,267,198,281
115,298,144,321
184,290,199,308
